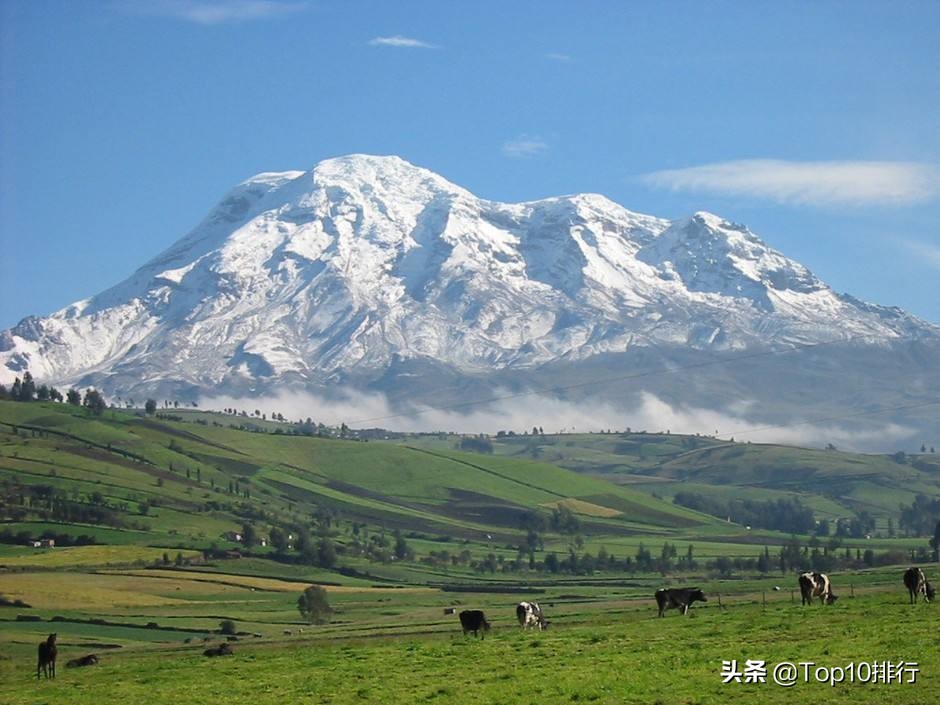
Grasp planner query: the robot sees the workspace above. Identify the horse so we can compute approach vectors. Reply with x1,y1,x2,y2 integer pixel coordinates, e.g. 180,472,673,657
37,633,58,680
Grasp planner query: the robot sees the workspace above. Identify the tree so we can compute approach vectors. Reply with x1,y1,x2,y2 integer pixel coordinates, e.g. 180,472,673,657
931,521,940,563
297,585,333,624
83,389,106,416
269,526,289,554
145,399,157,415
241,523,258,548
19,371,36,401
219,619,237,635
66,388,81,406
393,530,411,561
317,538,337,568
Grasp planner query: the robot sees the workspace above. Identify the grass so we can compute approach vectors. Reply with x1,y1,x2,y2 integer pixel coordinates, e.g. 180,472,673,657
0,545,202,568
402,432,940,527
1,582,936,704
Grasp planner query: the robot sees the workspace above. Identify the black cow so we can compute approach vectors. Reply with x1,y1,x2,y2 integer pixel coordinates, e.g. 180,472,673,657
458,609,491,639
799,571,837,605
654,587,707,617
203,642,234,657
903,567,935,604
66,654,99,668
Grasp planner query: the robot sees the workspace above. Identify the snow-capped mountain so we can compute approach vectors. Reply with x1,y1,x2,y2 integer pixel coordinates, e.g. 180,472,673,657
1,155,937,437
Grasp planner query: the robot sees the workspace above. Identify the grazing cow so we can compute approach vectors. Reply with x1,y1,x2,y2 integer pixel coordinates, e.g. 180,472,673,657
36,633,57,680
903,567,935,604
203,642,234,657
443,607,457,616
458,610,491,639
516,601,548,630
799,571,838,605
654,587,707,617
66,654,99,668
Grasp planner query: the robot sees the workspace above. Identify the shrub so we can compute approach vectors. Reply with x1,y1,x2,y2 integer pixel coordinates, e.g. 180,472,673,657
297,585,333,625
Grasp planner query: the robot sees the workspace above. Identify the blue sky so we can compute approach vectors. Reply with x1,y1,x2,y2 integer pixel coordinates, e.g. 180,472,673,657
1,0,938,329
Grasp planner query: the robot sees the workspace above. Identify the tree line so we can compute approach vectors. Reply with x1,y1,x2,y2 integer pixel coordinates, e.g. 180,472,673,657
0,371,106,415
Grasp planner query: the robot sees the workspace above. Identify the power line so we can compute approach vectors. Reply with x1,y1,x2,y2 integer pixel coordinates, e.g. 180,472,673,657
348,331,901,425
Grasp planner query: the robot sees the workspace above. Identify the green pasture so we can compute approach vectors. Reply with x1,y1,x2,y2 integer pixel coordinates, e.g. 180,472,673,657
1,573,937,704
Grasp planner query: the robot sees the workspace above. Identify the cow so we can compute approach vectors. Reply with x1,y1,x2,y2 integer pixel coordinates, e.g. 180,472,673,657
799,571,838,605
903,567,935,604
458,609,491,639
36,633,57,680
516,601,548,630
66,654,99,668
654,587,707,617
203,642,234,657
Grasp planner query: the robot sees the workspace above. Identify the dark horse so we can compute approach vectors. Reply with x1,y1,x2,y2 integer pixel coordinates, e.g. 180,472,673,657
37,633,57,680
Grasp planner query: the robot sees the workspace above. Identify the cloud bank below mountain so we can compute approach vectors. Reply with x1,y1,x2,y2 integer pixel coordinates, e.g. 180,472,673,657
199,388,914,453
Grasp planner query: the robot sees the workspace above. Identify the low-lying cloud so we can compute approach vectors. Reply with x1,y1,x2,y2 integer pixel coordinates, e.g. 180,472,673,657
642,159,940,206
199,388,914,452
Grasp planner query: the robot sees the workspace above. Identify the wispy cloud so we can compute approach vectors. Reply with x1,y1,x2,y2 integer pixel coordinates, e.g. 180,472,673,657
369,35,436,49
901,239,940,270
546,52,573,62
125,1,306,25
642,159,940,206
198,388,914,453
502,134,549,159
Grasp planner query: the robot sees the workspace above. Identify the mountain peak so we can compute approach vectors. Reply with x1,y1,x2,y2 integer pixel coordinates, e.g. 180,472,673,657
1,156,936,399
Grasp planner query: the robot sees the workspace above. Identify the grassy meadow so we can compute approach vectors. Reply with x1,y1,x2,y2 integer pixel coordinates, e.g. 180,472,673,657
1,572,937,704
2,400,939,702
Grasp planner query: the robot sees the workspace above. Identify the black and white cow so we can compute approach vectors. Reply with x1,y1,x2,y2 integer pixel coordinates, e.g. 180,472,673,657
458,609,491,639
903,567,935,604
516,601,548,630
654,587,707,617
799,571,838,605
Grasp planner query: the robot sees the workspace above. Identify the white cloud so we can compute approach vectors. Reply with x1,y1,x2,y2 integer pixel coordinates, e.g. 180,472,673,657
126,1,306,25
545,52,572,62
199,388,913,453
901,239,940,270
368,35,436,49
642,159,940,206
502,134,549,159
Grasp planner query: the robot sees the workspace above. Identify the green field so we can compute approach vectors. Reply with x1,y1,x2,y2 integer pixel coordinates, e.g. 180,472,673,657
2,400,938,702
404,431,940,530
1,571,937,704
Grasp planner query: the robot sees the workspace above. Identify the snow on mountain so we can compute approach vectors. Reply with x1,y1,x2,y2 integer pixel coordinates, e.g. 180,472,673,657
1,155,937,410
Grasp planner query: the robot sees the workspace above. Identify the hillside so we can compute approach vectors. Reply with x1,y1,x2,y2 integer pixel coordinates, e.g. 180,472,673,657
0,401,719,563
402,431,940,531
